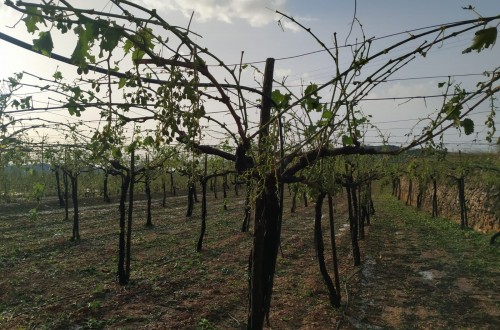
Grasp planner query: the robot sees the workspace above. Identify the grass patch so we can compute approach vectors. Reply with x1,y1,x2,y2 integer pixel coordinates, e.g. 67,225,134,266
345,190,499,329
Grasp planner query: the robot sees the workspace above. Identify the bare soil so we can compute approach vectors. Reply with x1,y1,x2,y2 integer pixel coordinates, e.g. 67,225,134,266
0,188,498,329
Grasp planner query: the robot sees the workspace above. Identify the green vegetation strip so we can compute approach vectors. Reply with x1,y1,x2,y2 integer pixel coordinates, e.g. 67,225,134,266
374,192,499,273
345,190,500,328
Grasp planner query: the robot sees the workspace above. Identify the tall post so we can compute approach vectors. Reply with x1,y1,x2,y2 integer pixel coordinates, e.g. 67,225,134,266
248,58,277,329
125,149,135,282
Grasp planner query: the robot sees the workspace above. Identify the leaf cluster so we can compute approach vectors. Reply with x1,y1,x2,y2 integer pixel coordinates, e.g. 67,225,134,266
463,27,497,53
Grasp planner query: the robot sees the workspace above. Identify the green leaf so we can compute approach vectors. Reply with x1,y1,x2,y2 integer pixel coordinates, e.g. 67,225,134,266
71,20,102,68
463,27,497,54
99,25,122,57
65,99,84,117
52,70,63,80
112,148,122,159
118,77,127,89
56,20,70,34
124,28,154,62
123,39,134,54
322,110,332,119
194,105,205,119
272,89,285,104
66,101,77,116
271,89,291,109
304,84,318,96
71,39,90,68
306,125,317,136
11,99,20,109
460,118,474,135
32,31,53,56
143,136,155,146
132,49,146,61
22,7,44,34
17,96,32,109
126,141,138,152
342,135,353,146
441,89,466,120
437,82,446,88
0,137,19,145
301,84,322,112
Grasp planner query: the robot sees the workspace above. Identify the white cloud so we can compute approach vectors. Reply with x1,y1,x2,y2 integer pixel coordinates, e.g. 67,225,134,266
376,81,438,99
398,82,436,97
139,0,288,27
274,68,292,80
280,19,301,32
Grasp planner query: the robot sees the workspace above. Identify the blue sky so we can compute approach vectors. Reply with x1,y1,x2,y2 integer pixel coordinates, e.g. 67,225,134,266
0,0,499,151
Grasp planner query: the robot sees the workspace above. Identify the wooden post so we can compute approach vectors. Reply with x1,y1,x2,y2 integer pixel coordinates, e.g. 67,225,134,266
248,58,277,330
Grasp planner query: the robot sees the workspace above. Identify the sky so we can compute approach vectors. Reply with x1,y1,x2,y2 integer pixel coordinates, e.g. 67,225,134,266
0,0,499,152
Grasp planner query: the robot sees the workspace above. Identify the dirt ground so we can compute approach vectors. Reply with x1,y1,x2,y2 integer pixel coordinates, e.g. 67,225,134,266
0,188,498,329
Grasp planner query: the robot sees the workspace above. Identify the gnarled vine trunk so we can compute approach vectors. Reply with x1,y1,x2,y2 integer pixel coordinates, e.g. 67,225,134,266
197,178,208,252
54,167,65,207
241,182,251,232
431,177,438,217
406,178,413,206
314,192,341,308
197,155,208,252
222,174,228,211
457,176,468,229
186,181,195,218
247,57,281,329
346,183,361,266
125,150,135,281
117,171,130,285
327,194,341,303
70,173,79,241
248,173,281,329
145,169,153,227
162,176,167,207
290,184,298,213
63,170,69,222
103,169,111,203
